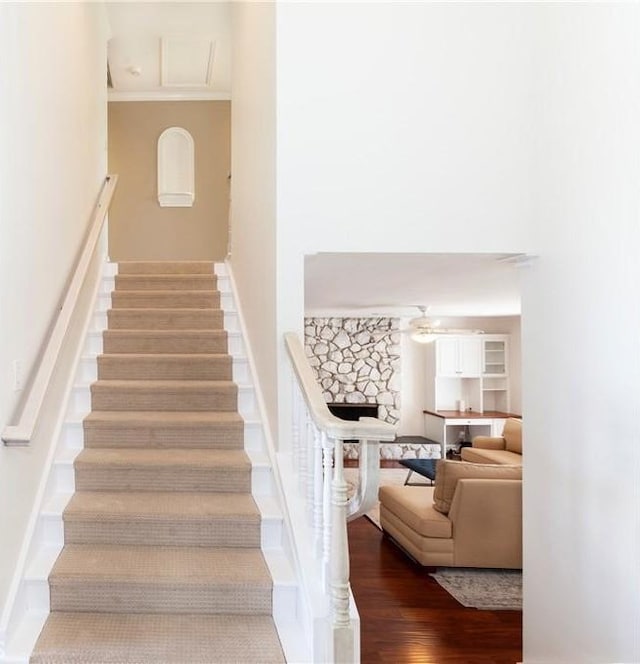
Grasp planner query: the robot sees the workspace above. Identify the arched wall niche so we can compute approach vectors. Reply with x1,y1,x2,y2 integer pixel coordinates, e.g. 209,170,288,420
157,126,195,207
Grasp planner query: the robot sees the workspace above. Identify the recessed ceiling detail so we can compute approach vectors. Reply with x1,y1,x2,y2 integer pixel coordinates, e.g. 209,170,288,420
106,3,231,101
160,37,215,88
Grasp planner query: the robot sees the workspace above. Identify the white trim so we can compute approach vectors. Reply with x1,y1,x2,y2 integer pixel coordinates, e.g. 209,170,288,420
219,262,312,664
0,262,113,662
157,193,193,208
160,36,216,89
157,128,195,209
108,90,231,103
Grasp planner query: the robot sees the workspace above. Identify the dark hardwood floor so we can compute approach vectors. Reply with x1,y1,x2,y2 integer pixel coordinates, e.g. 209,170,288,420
348,517,522,664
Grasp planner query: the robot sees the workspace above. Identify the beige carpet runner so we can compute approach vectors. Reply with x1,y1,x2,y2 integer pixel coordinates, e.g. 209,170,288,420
31,261,285,663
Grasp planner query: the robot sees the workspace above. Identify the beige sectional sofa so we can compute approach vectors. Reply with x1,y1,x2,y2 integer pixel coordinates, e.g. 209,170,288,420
461,417,522,465
379,459,522,568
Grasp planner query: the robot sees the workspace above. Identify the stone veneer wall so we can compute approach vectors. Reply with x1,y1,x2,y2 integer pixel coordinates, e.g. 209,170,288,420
305,318,439,459
304,317,401,420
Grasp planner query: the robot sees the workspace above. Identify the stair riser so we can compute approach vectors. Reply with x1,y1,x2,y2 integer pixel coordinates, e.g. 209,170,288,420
64,520,261,548
97,357,233,381
74,468,251,493
90,388,237,412
82,425,244,449
49,583,272,615
111,292,220,309
118,262,215,275
103,335,228,355
107,309,224,330
115,276,217,291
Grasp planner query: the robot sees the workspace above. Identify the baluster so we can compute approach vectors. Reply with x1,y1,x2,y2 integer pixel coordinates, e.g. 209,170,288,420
298,401,308,495
291,381,301,474
313,424,323,553
322,432,334,588
305,419,315,522
330,439,351,631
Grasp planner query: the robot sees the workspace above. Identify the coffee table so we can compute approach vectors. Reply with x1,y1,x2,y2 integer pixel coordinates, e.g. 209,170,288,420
398,458,438,486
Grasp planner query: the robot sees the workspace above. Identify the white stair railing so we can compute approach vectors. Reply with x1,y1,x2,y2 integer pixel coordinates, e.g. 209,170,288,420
284,332,396,663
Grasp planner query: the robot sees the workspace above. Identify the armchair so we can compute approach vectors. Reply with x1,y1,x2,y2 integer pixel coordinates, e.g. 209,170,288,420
461,417,522,465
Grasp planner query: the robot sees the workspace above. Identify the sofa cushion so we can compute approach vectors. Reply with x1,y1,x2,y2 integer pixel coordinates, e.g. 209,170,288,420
503,418,522,454
461,447,523,466
378,485,452,538
432,460,522,514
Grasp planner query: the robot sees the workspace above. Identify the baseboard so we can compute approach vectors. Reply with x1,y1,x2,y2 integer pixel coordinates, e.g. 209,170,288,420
0,261,113,663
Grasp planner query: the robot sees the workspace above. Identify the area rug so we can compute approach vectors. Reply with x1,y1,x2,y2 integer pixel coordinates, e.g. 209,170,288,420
345,468,522,611
430,568,522,610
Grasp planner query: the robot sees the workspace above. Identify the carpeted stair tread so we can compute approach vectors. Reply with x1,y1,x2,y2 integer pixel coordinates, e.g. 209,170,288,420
90,380,237,412
31,612,285,663
82,411,245,449
75,447,250,468
107,308,224,330
114,274,217,291
65,490,260,519
83,410,243,425
97,353,233,381
33,259,282,659
74,448,251,493
49,544,272,614
51,543,270,584
111,290,220,309
117,260,215,275
63,491,261,547
103,329,228,354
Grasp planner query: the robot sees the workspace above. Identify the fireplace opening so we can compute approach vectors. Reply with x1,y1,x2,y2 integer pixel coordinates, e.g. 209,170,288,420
327,402,378,422
327,403,379,444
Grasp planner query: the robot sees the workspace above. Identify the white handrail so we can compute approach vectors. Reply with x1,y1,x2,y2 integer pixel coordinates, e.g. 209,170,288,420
2,175,118,446
284,331,396,663
285,332,396,444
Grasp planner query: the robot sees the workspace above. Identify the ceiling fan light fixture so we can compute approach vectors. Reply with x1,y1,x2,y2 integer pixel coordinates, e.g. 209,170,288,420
410,329,438,344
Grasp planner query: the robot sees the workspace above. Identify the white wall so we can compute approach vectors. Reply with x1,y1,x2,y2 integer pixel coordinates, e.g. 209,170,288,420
230,3,278,443
0,2,108,619
522,5,640,662
234,4,639,660
276,2,535,254
274,2,536,440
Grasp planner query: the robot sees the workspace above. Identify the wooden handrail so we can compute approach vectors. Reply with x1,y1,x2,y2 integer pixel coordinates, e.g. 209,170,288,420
2,175,118,446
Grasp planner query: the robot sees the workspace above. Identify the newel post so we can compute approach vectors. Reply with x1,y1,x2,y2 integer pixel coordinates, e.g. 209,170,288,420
330,438,354,663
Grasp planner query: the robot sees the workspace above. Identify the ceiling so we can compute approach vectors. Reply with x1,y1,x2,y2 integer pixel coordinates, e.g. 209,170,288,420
106,2,231,101
104,7,523,321
304,253,525,318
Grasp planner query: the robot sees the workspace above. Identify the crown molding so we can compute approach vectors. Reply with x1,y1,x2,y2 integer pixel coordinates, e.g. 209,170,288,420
108,90,231,102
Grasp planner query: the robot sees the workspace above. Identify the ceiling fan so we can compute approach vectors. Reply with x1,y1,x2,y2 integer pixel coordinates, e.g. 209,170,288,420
406,306,484,343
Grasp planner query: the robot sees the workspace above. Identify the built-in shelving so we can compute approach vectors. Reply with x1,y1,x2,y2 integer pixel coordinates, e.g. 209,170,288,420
424,334,510,415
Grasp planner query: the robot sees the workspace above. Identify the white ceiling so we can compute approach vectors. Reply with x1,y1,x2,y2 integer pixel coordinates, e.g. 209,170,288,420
106,2,231,101
304,253,524,318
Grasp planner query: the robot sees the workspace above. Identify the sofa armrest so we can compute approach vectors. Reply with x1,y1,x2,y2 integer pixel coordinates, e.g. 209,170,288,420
472,435,506,450
448,479,522,568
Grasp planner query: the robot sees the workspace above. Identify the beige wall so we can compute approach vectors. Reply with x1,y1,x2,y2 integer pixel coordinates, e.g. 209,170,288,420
108,101,230,260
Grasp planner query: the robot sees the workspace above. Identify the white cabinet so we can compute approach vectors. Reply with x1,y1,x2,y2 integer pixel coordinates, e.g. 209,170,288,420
436,337,482,377
424,334,511,415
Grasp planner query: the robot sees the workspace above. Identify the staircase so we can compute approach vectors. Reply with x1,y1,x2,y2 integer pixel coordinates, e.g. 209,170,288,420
30,262,285,663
